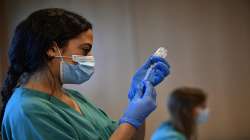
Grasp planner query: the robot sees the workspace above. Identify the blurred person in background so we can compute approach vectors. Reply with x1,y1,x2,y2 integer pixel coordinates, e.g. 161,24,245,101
151,87,208,140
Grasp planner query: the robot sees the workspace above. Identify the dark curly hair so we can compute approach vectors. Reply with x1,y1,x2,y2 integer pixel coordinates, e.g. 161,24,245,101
0,8,92,125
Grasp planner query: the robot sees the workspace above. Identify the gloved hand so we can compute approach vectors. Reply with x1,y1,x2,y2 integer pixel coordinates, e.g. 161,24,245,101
128,56,170,100
119,81,157,128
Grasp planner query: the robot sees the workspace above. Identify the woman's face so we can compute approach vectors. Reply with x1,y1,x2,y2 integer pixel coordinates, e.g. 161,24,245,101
47,29,94,79
193,101,207,116
193,101,209,124
59,29,93,64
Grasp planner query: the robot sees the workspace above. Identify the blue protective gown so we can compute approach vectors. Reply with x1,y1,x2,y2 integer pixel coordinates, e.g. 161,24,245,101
151,121,186,140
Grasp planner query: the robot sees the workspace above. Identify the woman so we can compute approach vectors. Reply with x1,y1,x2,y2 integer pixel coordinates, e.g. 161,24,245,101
151,87,208,140
0,8,170,140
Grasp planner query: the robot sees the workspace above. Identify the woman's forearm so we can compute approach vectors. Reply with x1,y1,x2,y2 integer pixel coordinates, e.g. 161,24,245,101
110,123,136,140
110,123,145,140
132,123,145,140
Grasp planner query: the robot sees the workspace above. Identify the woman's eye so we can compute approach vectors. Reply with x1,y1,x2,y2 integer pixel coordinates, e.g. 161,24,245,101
82,48,91,55
79,44,92,55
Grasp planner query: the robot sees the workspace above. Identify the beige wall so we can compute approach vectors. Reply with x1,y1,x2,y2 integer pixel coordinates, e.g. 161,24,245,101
1,0,250,140
132,1,250,140
0,0,8,104
0,3,3,85
0,0,6,85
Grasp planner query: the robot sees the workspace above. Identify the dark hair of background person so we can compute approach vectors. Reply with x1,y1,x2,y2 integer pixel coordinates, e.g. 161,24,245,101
167,87,207,140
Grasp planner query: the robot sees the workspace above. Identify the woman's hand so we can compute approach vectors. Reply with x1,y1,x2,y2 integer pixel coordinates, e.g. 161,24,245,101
110,81,156,140
128,56,170,100
120,81,157,128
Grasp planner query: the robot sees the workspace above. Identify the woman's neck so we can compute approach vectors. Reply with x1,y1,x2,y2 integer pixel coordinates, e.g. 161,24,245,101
23,70,63,97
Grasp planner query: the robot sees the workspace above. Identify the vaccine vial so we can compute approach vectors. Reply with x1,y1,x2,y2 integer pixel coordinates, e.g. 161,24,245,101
144,47,168,81
153,47,167,58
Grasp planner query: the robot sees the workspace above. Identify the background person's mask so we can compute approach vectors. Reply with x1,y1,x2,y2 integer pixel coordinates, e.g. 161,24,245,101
196,108,209,124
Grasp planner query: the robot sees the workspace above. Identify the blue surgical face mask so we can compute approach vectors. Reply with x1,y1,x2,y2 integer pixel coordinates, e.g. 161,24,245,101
55,47,95,84
196,108,209,124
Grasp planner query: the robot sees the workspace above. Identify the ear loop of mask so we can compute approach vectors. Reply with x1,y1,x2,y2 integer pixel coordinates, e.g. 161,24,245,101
55,45,64,62
55,45,65,83
54,45,77,62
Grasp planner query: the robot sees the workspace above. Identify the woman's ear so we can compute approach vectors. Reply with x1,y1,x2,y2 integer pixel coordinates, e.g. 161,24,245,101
47,42,60,58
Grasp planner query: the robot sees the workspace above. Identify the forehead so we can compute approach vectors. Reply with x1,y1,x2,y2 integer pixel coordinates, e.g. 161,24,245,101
69,29,93,45
78,29,93,42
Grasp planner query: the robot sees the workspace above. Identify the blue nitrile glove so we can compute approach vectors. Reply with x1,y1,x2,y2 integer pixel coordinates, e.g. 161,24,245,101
119,81,157,128
128,56,170,100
